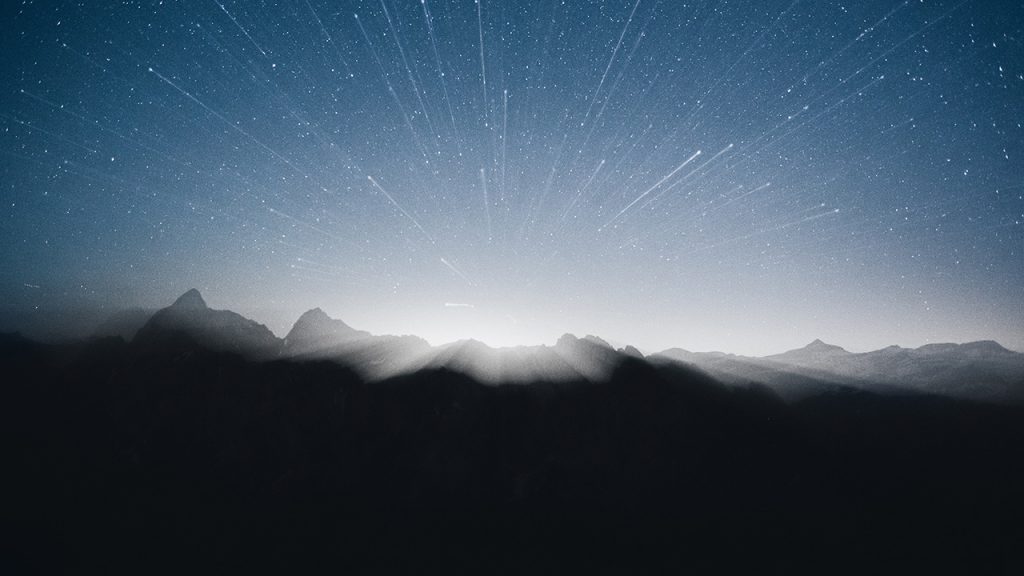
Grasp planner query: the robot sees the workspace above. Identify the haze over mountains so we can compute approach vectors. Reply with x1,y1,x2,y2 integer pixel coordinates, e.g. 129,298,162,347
7,288,1024,573
655,338,1024,402
106,289,1024,403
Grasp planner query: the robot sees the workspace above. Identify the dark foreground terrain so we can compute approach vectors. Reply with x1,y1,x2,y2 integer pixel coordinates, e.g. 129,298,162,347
4,332,1024,574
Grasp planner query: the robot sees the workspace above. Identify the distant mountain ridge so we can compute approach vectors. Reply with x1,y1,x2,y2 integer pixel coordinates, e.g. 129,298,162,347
126,289,1024,402
13,310,1024,574
134,289,280,358
766,338,850,365
284,307,370,354
654,337,1024,402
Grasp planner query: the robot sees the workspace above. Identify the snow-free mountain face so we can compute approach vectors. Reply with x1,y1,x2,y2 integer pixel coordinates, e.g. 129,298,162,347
172,288,207,309
651,347,851,402
133,290,1023,402
135,290,645,383
134,289,281,358
766,339,850,365
277,305,431,378
654,339,1024,403
283,308,370,354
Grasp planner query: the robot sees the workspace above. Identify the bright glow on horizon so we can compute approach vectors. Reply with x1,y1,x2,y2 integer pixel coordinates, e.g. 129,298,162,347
0,1,1021,354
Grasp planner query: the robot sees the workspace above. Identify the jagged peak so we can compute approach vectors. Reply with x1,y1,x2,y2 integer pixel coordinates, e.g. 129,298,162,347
285,306,368,348
171,289,207,310
805,338,845,352
582,334,613,349
556,333,618,351
556,333,579,346
620,345,644,359
294,307,332,325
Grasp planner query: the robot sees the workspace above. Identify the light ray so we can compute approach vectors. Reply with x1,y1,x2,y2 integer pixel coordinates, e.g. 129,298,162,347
367,175,435,244
211,0,268,57
600,149,703,230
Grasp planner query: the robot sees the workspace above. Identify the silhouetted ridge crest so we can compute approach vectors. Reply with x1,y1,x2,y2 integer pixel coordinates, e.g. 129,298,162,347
955,340,1010,354
620,345,645,359
658,338,1024,402
5,318,1024,574
125,291,1023,401
804,339,846,353
294,307,330,325
135,289,279,358
284,307,369,354
765,339,850,366
171,288,207,309
582,335,613,349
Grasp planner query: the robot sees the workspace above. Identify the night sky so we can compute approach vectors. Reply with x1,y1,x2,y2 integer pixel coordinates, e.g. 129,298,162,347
1,0,1022,354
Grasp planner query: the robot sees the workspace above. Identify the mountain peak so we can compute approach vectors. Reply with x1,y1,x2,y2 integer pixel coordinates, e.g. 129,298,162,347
805,339,844,352
583,334,613,349
284,307,368,352
555,333,579,347
171,289,207,310
620,345,644,359
136,289,279,358
766,338,850,365
294,307,331,326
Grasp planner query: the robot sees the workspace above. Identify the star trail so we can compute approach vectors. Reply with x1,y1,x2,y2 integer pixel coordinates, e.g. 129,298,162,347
1,0,1021,353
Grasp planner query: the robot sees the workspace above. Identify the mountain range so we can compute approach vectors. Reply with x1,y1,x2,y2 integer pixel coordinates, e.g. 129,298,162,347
654,337,1024,402
103,289,1024,402
7,289,1024,573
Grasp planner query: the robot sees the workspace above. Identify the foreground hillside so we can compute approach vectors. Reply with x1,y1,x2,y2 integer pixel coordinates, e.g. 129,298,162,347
4,330,1024,575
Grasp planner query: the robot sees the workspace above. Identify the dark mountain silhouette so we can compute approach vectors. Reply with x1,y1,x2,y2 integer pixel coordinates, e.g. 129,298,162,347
651,347,851,401
125,290,1024,404
5,319,1024,574
134,289,280,358
656,338,1024,403
619,344,645,358
125,290,636,383
18,289,1024,572
173,287,207,308
766,338,850,364
120,290,1024,403
553,333,628,380
283,307,370,354
769,338,1024,401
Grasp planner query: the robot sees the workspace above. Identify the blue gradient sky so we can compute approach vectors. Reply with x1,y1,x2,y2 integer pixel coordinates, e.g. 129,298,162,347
1,0,1022,354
